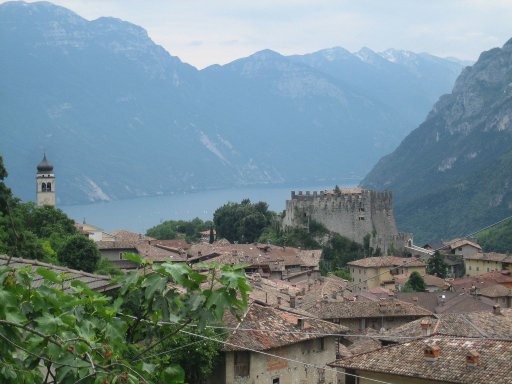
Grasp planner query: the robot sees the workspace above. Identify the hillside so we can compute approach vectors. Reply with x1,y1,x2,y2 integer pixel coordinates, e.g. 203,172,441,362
476,218,512,253
361,39,512,243
0,1,464,205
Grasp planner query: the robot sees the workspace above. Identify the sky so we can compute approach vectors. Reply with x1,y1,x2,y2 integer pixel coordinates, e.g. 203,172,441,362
4,0,512,68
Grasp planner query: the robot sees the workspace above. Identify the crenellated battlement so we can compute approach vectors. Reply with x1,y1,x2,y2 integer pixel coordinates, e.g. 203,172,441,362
283,188,405,253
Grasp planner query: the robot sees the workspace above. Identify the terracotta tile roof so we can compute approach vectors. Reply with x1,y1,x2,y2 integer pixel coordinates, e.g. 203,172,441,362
451,271,512,291
330,336,512,383
187,242,321,270
0,255,118,293
302,299,432,320
96,241,187,263
381,309,512,342
464,252,511,262
347,256,425,268
149,239,190,250
479,284,512,298
223,301,348,351
442,238,482,251
110,230,154,242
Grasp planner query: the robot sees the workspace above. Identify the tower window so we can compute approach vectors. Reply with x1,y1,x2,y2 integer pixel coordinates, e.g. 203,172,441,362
46,182,52,192
42,182,47,192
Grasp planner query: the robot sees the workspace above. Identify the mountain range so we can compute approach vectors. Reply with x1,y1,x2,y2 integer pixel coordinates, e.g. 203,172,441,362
361,38,512,243
0,1,466,205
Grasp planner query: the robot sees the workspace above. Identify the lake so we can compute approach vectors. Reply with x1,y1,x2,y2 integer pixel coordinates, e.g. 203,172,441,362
60,183,355,234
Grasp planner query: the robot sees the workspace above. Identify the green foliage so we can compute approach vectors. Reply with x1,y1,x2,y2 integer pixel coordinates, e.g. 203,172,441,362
57,234,100,272
0,156,82,265
426,251,448,278
94,258,123,277
330,268,352,281
320,234,366,273
146,218,212,243
213,199,273,243
403,271,426,292
0,259,250,383
476,218,512,253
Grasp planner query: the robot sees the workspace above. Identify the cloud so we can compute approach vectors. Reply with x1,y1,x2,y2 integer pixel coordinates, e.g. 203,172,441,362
3,0,512,68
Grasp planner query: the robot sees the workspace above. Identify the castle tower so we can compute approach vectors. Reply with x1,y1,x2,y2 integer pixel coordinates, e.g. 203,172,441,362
36,154,55,207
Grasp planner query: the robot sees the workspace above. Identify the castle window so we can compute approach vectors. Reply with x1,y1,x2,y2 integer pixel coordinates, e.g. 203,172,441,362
41,182,47,192
358,216,365,221
46,182,52,192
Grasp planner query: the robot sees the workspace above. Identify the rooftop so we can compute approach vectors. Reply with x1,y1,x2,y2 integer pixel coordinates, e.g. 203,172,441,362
442,238,482,251
380,309,512,342
347,256,425,268
0,255,118,293
330,336,512,384
223,301,348,352
301,298,432,320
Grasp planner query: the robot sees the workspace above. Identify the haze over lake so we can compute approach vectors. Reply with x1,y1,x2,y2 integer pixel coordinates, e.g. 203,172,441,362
60,184,348,234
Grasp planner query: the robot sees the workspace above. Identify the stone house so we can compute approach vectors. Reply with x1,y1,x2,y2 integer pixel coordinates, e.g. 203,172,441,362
330,336,512,384
212,301,348,384
463,252,512,276
187,241,322,282
439,238,482,258
379,307,512,344
301,299,432,332
347,256,426,293
96,230,188,268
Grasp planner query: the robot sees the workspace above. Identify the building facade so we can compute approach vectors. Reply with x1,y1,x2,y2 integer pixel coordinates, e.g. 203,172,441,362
347,256,426,293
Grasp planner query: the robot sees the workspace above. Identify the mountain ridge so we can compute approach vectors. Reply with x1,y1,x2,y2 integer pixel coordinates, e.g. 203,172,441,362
361,38,512,242
1,1,467,205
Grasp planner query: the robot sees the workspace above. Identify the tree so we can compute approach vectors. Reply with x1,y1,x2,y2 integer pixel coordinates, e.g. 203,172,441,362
0,255,250,383
213,199,272,243
403,271,427,292
57,234,100,272
427,251,448,278
146,218,212,243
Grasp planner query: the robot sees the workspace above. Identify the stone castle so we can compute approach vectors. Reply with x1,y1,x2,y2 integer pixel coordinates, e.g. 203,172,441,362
282,188,411,254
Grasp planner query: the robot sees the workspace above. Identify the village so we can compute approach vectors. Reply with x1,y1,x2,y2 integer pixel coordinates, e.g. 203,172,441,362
2,155,510,383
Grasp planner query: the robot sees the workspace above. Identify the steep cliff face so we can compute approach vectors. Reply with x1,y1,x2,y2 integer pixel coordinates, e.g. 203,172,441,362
361,39,512,242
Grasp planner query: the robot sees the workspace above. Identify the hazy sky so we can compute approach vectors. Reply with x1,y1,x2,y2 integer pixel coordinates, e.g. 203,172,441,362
6,0,512,68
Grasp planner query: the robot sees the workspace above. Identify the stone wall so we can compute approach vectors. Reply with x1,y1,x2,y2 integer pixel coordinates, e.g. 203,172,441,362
282,189,409,254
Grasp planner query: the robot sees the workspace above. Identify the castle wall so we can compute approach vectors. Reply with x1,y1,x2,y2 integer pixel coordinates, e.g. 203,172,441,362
282,189,403,253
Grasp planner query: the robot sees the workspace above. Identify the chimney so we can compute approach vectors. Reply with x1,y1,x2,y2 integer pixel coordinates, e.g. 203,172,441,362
290,296,296,308
420,319,432,336
424,345,440,363
297,318,305,330
493,304,502,315
466,350,480,368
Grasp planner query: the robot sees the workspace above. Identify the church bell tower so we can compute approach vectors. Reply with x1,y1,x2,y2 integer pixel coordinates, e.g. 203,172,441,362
36,154,55,207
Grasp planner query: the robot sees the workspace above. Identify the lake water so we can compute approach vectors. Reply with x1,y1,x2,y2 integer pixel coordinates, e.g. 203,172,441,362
61,183,356,234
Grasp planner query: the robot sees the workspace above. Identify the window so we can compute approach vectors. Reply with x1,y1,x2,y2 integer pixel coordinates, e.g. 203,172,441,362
476,267,479,271
42,182,47,192
272,378,280,384
318,337,325,351
46,182,52,192
234,351,250,377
